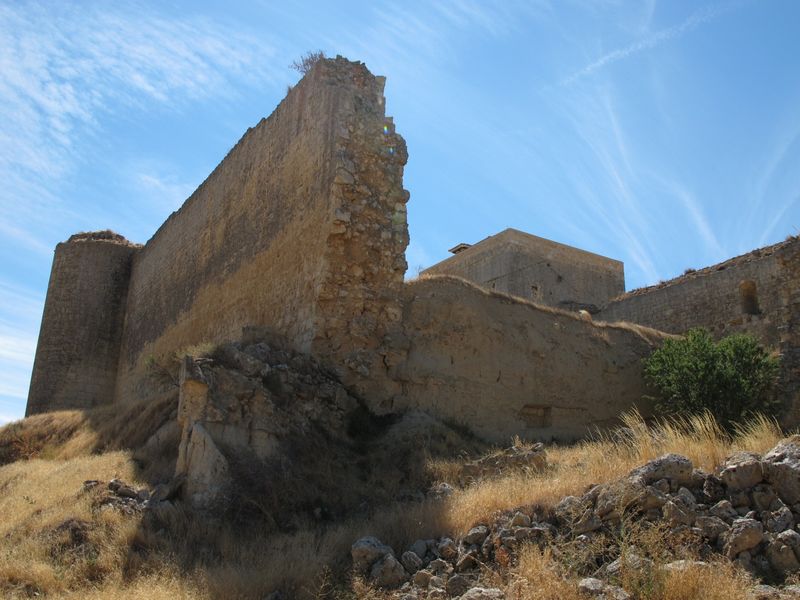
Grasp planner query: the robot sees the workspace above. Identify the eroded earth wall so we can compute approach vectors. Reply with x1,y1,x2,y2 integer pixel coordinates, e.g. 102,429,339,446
598,237,800,424
356,276,669,442
115,57,408,404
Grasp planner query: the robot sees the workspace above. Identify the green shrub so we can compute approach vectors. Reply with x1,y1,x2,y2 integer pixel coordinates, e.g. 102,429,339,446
643,328,780,427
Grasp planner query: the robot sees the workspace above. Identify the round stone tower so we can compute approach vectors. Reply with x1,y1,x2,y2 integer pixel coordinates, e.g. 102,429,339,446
26,231,140,416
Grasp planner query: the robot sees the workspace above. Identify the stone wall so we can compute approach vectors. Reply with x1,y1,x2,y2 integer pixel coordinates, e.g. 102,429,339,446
114,57,409,403
598,237,800,423
355,276,668,442
27,233,138,415
422,228,624,312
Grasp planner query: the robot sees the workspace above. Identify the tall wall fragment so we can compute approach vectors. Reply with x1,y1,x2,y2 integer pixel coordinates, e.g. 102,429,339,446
114,57,409,403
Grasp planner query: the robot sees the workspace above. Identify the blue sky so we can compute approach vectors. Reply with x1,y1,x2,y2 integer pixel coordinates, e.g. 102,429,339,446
1,0,799,423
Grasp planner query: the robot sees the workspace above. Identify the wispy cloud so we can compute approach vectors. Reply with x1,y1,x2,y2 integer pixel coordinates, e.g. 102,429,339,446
561,3,731,85
662,180,726,258
0,3,278,250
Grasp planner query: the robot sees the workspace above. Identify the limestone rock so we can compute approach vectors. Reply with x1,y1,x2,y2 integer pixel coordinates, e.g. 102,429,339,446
763,437,800,505
724,518,764,558
695,516,730,542
509,512,531,528
412,569,432,587
578,578,605,596
460,588,505,600
720,452,763,490
463,525,489,545
766,537,800,573
352,536,394,574
446,573,470,597
400,550,423,574
629,454,693,487
369,554,408,588
176,423,230,509
437,537,458,560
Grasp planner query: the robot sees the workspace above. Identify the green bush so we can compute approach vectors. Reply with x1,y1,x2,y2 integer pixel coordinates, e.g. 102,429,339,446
643,328,780,427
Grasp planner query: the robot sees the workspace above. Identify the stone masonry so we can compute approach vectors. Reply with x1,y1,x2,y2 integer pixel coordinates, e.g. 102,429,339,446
25,56,798,440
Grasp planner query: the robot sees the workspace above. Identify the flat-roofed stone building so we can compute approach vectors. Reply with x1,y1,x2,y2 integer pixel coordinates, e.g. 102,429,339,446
421,228,625,313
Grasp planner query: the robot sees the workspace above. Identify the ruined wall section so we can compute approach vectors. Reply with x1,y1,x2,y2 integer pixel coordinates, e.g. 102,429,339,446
598,237,799,422
358,276,668,442
311,70,409,386
27,233,138,415
422,229,624,312
115,57,408,404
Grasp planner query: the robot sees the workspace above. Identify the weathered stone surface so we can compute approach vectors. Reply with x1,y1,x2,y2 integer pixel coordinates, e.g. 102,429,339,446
437,537,458,560
629,454,694,487
400,551,423,574
720,452,763,491
175,423,230,509
766,537,800,573
724,518,764,558
370,554,408,588
763,438,800,505
460,588,505,600
446,574,470,597
351,537,394,574
509,512,531,528
578,578,605,596
695,516,730,542
463,525,489,545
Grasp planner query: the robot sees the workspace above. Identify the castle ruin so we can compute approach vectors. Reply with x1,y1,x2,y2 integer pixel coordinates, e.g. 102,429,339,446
26,57,800,442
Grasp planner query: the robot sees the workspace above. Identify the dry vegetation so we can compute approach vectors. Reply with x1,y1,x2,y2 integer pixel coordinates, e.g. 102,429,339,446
0,405,787,599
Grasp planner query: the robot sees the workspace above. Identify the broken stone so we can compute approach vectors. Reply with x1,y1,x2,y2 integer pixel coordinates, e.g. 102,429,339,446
400,550,423,574
763,437,800,505
578,578,605,596
629,454,694,486
460,588,505,600
719,451,763,490
724,518,763,558
509,511,531,528
446,574,470,597
766,537,800,573
351,536,394,574
370,554,408,589
463,525,489,545
710,499,739,522
695,516,730,542
412,569,432,587
436,537,458,560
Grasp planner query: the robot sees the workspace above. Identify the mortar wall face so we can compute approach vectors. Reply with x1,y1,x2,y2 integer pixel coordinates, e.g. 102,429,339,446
114,58,408,404
27,240,135,415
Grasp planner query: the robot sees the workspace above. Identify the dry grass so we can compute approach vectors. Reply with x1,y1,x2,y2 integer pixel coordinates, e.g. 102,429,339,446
440,410,782,534
0,408,787,598
509,544,755,600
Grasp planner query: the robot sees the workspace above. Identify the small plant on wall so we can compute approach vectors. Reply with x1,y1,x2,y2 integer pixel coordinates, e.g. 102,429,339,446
643,328,780,428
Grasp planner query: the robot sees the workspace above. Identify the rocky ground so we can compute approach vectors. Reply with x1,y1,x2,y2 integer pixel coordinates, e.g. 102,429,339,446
350,438,800,599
